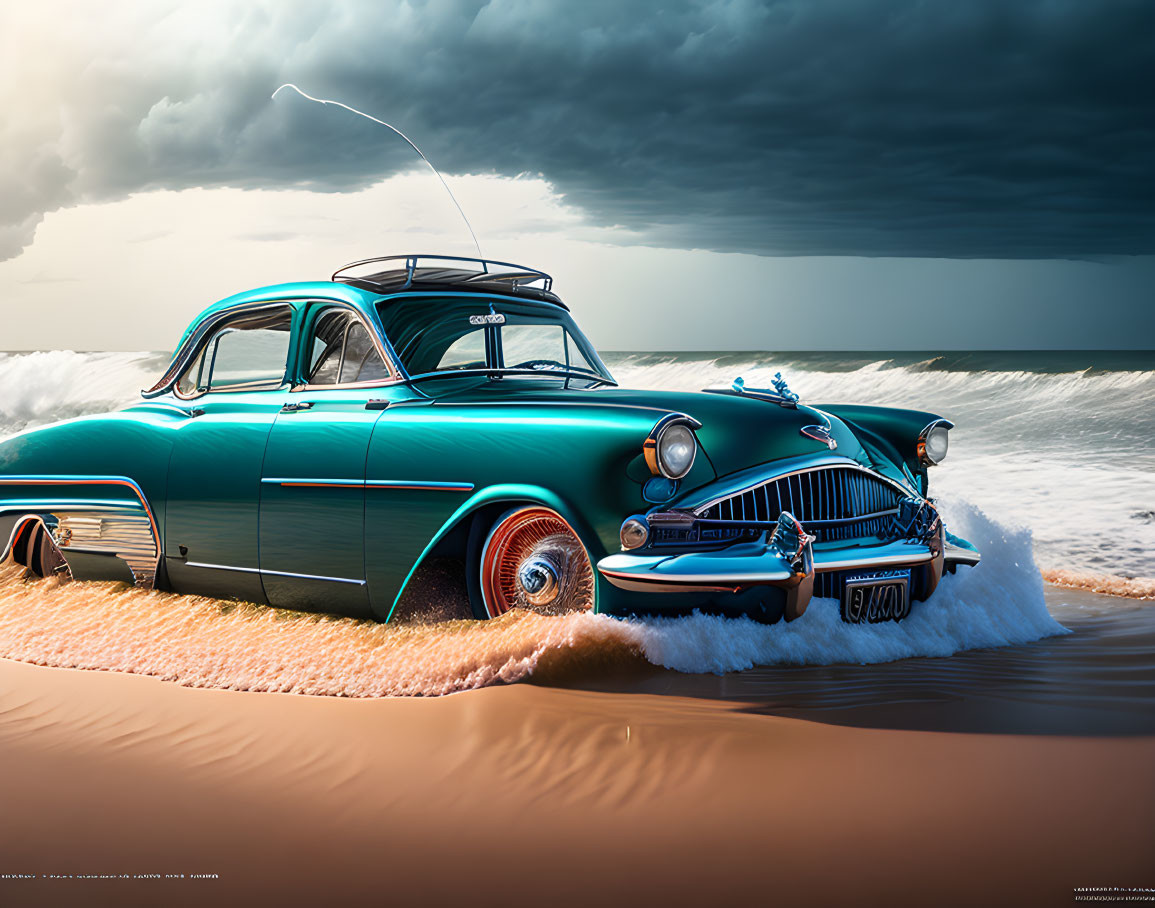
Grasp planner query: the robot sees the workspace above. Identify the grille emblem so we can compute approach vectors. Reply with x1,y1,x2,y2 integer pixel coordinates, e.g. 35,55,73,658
801,424,837,450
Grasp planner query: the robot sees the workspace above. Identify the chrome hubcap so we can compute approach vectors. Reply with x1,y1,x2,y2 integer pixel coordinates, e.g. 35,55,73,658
516,556,559,607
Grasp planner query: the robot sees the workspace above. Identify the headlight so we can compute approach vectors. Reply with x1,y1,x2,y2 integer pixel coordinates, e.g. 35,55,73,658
644,415,700,480
658,424,696,478
918,419,953,466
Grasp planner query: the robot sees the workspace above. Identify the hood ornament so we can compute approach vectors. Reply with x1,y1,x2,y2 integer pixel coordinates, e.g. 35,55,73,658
731,374,799,409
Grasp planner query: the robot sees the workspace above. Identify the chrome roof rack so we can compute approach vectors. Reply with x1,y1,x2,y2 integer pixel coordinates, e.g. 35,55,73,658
332,253,554,293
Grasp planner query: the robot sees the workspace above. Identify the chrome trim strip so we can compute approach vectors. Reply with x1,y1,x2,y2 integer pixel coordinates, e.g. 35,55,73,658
183,561,366,585
263,568,366,585
366,480,475,491
599,567,793,585
261,478,363,488
261,478,475,491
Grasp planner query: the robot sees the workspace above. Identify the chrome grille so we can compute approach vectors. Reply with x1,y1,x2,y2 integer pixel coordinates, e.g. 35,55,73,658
690,466,903,545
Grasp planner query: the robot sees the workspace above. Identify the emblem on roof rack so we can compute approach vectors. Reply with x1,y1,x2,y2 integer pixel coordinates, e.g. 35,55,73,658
469,313,506,326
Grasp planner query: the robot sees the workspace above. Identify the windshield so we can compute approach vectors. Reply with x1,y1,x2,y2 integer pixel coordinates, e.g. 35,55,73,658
376,296,614,385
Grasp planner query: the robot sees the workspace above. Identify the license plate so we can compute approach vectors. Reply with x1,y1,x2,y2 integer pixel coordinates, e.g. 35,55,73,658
841,570,911,624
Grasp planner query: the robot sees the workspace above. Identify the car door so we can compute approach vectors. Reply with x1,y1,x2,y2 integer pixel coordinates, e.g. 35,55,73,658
164,304,295,602
258,305,401,617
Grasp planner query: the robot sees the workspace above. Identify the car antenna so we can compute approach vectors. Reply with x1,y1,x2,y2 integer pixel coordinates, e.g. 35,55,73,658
271,83,483,257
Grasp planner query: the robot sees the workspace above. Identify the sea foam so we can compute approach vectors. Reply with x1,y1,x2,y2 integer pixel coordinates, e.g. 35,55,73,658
0,502,1066,696
631,499,1067,675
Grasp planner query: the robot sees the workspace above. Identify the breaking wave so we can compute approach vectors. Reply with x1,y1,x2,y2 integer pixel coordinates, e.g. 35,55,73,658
0,502,1066,696
0,350,166,437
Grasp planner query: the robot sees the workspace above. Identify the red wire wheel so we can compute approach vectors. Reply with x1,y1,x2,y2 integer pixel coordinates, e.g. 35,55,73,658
479,507,595,618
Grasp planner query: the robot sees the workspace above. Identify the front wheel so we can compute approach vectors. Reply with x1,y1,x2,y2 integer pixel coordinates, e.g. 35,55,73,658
473,507,595,619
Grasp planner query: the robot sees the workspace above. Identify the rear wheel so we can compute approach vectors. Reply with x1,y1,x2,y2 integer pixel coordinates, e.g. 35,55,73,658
474,507,595,618
17,522,69,580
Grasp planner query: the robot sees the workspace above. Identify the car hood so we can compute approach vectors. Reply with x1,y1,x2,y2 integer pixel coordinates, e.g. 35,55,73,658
427,383,876,478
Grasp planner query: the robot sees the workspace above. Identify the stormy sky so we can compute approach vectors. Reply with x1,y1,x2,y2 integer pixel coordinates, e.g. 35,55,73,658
0,0,1152,350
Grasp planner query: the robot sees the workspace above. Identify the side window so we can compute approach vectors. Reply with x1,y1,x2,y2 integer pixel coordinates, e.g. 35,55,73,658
308,311,348,385
305,309,391,385
340,322,390,383
176,307,291,397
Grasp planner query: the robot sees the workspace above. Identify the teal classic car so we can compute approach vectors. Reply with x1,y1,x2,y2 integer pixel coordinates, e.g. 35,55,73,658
0,254,979,624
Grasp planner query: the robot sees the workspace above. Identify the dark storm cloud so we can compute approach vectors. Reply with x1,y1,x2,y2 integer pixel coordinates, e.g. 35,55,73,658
3,0,1153,260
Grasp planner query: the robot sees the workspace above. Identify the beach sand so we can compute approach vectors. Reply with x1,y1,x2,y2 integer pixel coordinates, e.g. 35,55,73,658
2,651,1152,908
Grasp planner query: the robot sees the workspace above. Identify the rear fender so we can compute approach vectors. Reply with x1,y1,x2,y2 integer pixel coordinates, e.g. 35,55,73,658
0,475,161,587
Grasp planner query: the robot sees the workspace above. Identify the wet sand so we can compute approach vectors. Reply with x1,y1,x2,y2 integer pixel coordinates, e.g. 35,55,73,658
2,638,1154,907
1,560,1153,906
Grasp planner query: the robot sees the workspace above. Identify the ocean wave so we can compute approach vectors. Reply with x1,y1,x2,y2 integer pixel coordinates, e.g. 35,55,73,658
0,502,1066,696
0,350,166,438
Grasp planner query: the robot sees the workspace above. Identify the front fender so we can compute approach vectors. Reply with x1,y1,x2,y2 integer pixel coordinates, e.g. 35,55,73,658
818,404,948,489
384,483,606,621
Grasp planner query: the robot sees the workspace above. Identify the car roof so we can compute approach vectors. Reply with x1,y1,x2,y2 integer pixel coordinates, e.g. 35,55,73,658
177,281,379,348
178,281,570,354
178,255,565,349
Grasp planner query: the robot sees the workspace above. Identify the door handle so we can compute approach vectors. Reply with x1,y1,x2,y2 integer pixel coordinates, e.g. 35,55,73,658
280,401,315,413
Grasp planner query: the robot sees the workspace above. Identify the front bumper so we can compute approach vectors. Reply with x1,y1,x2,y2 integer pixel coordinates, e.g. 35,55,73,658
596,511,980,621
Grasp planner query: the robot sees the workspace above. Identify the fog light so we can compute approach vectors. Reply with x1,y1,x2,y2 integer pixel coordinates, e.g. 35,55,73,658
620,517,649,550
